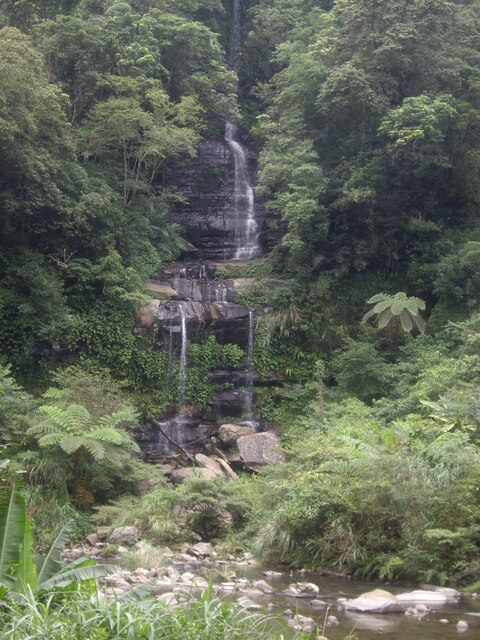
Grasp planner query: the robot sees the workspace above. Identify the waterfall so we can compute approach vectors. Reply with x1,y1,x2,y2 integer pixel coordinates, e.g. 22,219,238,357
242,309,255,423
215,283,228,302
178,303,188,410
225,122,260,260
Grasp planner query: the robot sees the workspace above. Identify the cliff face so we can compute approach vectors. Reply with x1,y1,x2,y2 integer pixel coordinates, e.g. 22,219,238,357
167,136,266,260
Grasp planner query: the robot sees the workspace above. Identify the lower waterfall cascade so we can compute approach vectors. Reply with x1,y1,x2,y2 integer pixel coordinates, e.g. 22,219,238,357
139,262,263,458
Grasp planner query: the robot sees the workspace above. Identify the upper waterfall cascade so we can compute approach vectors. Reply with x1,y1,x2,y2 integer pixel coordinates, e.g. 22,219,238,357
225,122,261,260
142,0,264,456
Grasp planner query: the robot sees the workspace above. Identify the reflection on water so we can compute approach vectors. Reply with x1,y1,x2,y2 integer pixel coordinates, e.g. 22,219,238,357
231,566,480,640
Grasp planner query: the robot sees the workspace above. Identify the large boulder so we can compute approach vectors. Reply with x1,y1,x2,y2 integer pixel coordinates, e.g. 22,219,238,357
194,453,225,477
136,300,161,333
396,590,450,605
237,432,285,468
109,526,141,545
215,457,239,481
344,589,403,613
170,467,218,485
218,424,255,447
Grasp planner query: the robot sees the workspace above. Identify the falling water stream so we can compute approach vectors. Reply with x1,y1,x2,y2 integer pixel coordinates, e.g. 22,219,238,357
241,309,255,423
224,123,260,260
178,303,188,411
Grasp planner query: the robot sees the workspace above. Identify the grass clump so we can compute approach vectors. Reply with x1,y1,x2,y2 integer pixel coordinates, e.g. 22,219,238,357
0,589,286,640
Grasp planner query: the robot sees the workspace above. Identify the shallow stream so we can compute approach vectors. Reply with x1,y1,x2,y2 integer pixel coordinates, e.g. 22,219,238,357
219,565,480,639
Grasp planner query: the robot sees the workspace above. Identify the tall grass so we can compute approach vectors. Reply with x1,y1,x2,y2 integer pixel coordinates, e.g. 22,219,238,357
0,588,290,640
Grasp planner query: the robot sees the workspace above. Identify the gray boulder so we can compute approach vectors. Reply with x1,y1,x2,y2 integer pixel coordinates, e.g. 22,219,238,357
397,590,450,605
194,454,225,477
170,467,218,484
282,582,320,598
218,424,254,447
253,579,275,594
109,526,141,545
237,432,285,468
344,589,403,613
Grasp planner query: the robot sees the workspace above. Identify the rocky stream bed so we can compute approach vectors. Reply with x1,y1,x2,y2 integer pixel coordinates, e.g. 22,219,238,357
64,532,480,640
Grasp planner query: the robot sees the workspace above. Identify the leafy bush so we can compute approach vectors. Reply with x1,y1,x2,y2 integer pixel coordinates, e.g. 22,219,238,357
252,401,480,584
94,476,257,546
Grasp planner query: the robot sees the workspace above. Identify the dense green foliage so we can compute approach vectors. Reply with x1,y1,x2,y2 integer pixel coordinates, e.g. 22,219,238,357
1,0,480,608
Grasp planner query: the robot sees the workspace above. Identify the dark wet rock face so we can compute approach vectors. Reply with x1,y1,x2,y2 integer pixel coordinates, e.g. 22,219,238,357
167,137,266,261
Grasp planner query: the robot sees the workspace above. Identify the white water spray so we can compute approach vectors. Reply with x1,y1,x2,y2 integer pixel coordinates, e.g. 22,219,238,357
225,122,260,260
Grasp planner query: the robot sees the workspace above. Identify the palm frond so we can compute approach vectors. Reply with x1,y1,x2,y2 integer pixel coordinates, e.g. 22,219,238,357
36,521,73,585
117,579,158,602
35,563,115,591
0,479,26,588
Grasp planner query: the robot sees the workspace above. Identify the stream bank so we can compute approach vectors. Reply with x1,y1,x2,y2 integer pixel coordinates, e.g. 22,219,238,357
64,537,480,640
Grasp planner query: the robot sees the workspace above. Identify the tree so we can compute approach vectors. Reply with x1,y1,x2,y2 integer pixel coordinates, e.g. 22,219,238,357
27,403,139,509
363,292,426,347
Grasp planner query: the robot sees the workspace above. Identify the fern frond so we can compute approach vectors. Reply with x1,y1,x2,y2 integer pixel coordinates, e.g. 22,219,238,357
88,428,129,445
98,409,138,429
400,312,413,333
58,436,87,455
37,433,64,448
377,309,393,329
27,423,59,436
367,293,389,304
80,439,105,461
414,314,426,332
91,429,139,453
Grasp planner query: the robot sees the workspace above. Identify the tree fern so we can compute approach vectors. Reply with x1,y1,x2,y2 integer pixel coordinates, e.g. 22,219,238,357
363,292,426,336
27,402,139,509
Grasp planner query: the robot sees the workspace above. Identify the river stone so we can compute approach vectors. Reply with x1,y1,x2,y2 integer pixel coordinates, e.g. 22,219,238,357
86,533,98,546
434,587,461,599
310,599,328,609
215,457,239,481
237,432,285,468
253,579,275,594
218,424,254,446
157,592,179,607
189,542,214,557
288,615,315,632
96,526,110,541
344,589,403,613
283,582,320,598
263,570,283,578
194,453,225,477
237,596,262,611
109,526,141,545
397,590,449,604
170,467,218,484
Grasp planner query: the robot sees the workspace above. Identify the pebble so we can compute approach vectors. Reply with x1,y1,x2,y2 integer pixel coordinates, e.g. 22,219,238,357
439,619,450,624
